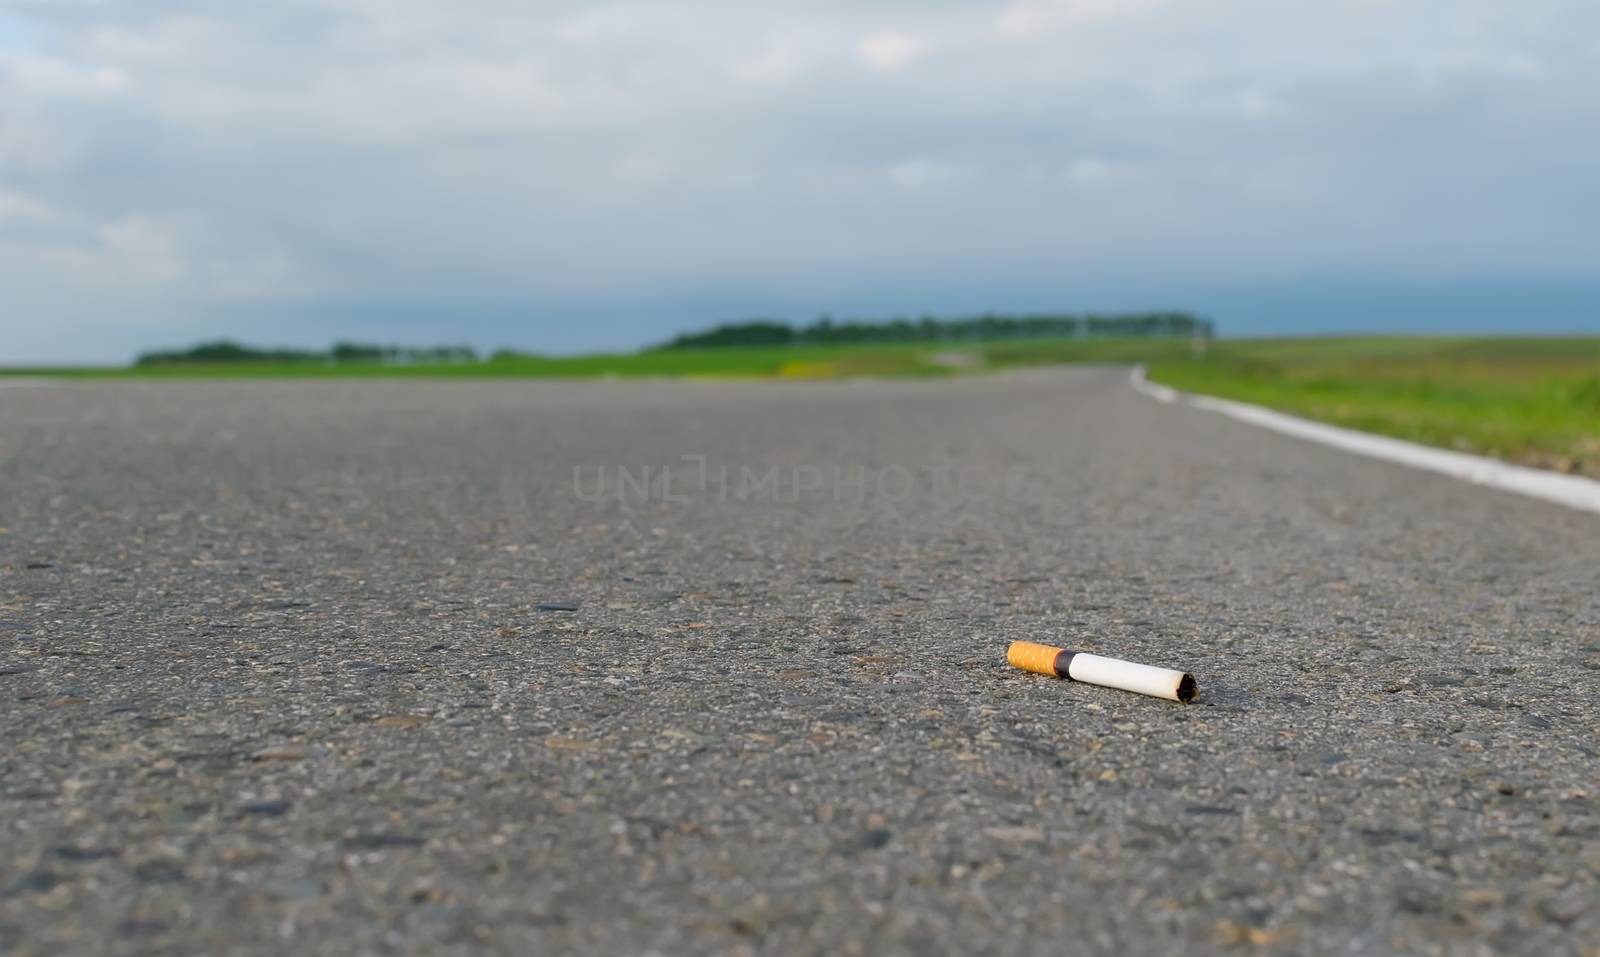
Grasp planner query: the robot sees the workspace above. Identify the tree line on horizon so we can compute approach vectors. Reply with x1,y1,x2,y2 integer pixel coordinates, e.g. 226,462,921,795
134,340,480,366
656,312,1215,349
133,311,1215,365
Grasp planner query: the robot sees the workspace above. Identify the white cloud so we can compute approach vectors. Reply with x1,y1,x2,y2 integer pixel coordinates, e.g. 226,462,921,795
996,0,1163,37
858,32,927,73
1065,158,1134,187
731,44,808,86
96,215,187,283
1,50,126,96
0,189,66,225
0,0,1597,360
887,159,965,191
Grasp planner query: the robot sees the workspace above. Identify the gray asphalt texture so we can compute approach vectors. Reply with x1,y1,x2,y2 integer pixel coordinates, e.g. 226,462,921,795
2,368,1597,956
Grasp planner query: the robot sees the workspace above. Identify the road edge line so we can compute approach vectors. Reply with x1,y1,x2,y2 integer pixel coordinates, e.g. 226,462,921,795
1129,366,1600,516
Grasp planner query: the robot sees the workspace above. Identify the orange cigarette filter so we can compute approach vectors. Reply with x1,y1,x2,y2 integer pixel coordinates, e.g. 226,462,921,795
1007,640,1068,678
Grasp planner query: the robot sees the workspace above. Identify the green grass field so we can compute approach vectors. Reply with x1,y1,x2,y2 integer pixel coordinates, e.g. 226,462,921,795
6,335,1597,477
1147,337,1600,478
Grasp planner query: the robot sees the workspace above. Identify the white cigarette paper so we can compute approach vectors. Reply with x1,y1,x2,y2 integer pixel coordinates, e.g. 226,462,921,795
1006,641,1197,702
1065,652,1193,701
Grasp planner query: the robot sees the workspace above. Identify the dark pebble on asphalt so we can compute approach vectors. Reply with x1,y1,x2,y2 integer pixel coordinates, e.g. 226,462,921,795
840,828,893,855
346,833,426,849
7,870,64,894
273,879,327,901
53,846,118,862
239,799,293,817
536,602,579,612
132,860,186,884
1395,883,1444,915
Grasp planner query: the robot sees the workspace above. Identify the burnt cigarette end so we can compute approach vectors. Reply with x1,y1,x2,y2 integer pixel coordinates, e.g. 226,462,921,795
1176,673,1198,703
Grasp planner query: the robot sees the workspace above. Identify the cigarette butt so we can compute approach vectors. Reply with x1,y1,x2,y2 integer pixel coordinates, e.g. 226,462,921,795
1006,641,1197,703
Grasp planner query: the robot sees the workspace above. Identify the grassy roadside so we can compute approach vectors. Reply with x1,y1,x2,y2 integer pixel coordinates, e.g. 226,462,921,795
1146,337,1600,478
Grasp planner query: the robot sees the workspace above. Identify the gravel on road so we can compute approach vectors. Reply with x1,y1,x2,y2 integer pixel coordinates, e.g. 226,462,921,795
1,369,1597,955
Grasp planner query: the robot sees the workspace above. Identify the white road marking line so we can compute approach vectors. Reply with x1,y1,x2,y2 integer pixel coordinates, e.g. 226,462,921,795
1128,367,1179,404
1130,366,1600,516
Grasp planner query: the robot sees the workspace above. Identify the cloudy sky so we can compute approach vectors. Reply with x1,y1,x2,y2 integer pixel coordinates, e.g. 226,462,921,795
2,0,1597,361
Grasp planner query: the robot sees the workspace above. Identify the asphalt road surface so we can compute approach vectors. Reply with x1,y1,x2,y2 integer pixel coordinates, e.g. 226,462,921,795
2,369,1597,956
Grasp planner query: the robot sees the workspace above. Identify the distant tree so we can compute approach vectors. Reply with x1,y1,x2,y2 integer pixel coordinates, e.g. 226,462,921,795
658,321,797,349
134,339,322,366
331,341,385,364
